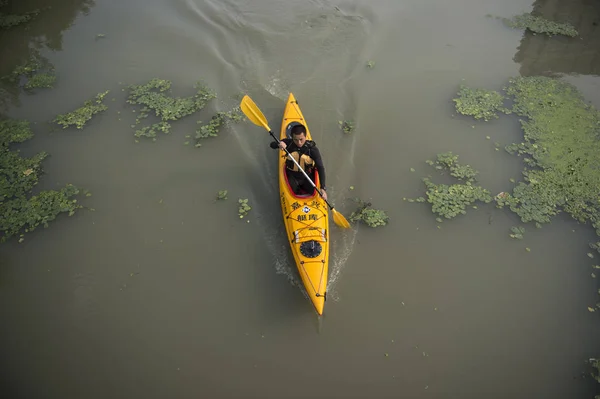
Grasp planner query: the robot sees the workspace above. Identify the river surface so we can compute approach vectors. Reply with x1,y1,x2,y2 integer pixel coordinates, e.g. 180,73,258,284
1,0,600,398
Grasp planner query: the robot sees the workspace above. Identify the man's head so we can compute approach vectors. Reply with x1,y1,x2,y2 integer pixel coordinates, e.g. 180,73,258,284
291,124,307,147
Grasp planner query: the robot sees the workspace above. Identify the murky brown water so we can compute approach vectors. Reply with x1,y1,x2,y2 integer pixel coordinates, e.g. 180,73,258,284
2,0,600,398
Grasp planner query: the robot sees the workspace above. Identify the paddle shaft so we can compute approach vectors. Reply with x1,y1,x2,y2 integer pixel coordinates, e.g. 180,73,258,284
268,130,336,211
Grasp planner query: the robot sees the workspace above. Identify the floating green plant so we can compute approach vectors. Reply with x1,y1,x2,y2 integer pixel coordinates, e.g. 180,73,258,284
591,241,600,256
500,13,578,37
0,8,41,29
24,73,56,90
0,119,82,243
195,107,244,146
495,76,600,231
410,152,491,219
5,58,43,82
216,190,228,200
126,78,216,139
349,198,389,227
339,120,355,134
451,76,600,382
453,84,511,121
509,226,525,239
588,358,600,384
238,198,251,218
366,60,375,69
54,91,110,129
3,53,56,91
425,152,479,182
422,178,492,220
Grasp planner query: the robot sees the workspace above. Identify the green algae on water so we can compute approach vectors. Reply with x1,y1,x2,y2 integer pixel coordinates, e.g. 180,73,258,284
339,120,355,134
0,119,82,243
5,58,44,82
453,84,511,121
426,152,479,182
24,73,56,90
415,153,491,219
509,226,525,239
588,358,600,384
349,198,389,227
591,241,600,257
0,0,43,30
0,8,41,29
216,190,228,200
452,76,600,231
238,198,251,218
54,91,110,129
497,76,600,231
126,78,216,139
2,53,56,91
195,107,244,147
422,178,492,220
501,13,578,37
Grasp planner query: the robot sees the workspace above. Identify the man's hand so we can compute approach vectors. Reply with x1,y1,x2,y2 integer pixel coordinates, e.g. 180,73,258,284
278,141,287,150
320,189,327,201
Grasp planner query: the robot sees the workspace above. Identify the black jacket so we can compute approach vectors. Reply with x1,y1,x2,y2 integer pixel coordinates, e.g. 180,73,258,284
270,139,327,189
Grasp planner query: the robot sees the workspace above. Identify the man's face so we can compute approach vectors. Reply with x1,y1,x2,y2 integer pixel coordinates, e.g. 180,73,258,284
292,132,306,147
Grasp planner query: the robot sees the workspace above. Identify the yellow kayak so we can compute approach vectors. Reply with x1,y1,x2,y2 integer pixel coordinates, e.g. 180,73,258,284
278,93,329,315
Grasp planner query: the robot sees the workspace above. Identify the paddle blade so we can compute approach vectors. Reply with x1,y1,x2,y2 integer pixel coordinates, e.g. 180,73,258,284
332,209,351,229
240,95,271,132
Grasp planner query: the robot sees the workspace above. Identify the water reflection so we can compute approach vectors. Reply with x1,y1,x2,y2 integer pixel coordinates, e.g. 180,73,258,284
514,0,600,76
0,0,96,111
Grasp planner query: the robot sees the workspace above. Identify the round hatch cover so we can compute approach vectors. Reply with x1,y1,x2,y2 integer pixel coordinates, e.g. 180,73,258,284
300,240,322,258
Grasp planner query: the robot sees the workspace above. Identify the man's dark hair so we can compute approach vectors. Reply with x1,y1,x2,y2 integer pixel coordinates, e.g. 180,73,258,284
291,124,307,136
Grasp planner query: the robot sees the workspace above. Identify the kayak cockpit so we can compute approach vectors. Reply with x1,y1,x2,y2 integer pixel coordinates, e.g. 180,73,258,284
282,164,319,199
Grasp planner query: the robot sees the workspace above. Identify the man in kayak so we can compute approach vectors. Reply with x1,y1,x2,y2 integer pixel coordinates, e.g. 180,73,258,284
270,124,328,201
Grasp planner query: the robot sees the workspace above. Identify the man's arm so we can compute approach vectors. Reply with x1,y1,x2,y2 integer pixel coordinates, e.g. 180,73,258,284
269,138,292,149
311,147,327,190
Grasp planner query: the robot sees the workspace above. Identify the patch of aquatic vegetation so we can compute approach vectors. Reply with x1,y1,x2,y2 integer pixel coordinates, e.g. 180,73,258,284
2,53,56,91
349,198,389,227
215,190,228,200
410,153,492,219
494,76,600,231
5,58,43,81
588,358,600,391
338,120,355,134
421,178,492,220
0,7,41,29
498,12,578,37
591,241,600,257
195,107,244,147
509,226,525,239
0,119,82,243
23,73,56,90
126,78,216,140
426,152,479,182
238,198,251,218
450,76,600,374
54,91,109,129
453,84,511,121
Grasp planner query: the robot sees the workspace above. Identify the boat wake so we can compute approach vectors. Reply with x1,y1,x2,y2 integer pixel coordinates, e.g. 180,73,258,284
231,7,369,300
327,192,359,303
